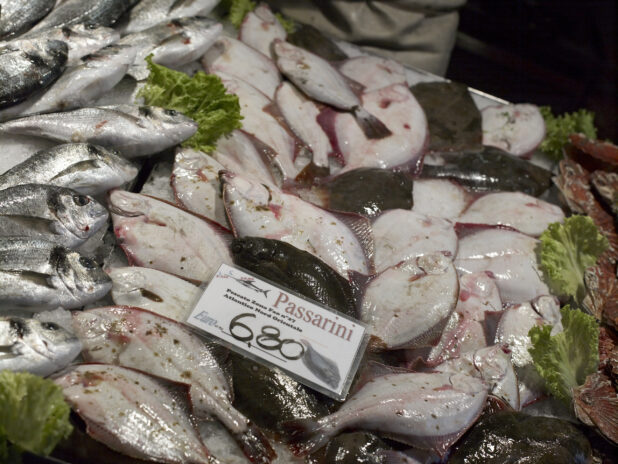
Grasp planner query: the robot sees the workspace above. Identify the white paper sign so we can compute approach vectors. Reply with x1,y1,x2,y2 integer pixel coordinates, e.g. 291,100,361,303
186,264,367,400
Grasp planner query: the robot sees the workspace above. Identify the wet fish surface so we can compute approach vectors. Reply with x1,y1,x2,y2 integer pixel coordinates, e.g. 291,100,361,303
301,340,341,389
73,306,276,464
272,40,391,140
0,184,108,248
0,44,137,121
0,316,81,376
0,105,197,158
285,371,487,456
0,38,68,109
28,0,139,33
54,364,215,464
0,0,55,39
231,237,358,318
0,143,138,195
0,237,111,310
120,0,219,35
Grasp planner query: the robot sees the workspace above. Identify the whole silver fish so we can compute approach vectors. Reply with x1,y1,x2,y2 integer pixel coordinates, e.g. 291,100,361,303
0,38,68,109
118,16,220,81
0,105,198,158
0,44,137,122
0,237,112,310
28,0,140,33
55,364,215,464
120,0,219,35
0,0,55,39
272,40,391,139
0,143,138,195
0,316,81,376
73,306,277,464
14,23,120,65
0,184,109,248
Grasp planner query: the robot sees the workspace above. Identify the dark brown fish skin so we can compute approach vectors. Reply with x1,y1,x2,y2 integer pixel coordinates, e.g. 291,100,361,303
0,39,68,109
317,432,389,464
324,168,414,218
286,22,348,62
410,81,483,152
230,352,333,435
231,237,357,319
421,146,553,197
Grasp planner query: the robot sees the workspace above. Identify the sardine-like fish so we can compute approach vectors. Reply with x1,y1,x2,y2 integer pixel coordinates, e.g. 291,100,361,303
54,364,214,464
0,105,197,158
0,38,67,109
372,209,457,272
203,36,281,99
0,237,111,310
0,44,137,121
0,184,108,248
0,0,55,39
73,306,276,464
301,340,341,389
108,266,200,321
120,0,219,35
0,143,138,195
239,3,287,59
360,253,458,350
29,0,140,33
171,148,228,226
14,23,120,66
457,191,565,237
272,40,391,140
221,171,372,278
110,190,233,282
275,82,333,170
0,316,81,376
285,371,487,456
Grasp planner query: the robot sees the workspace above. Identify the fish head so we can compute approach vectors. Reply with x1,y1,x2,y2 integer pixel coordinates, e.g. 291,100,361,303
108,190,150,219
72,308,133,357
91,145,139,188
271,39,305,72
220,171,276,212
51,189,109,241
62,23,120,51
53,248,112,305
231,237,278,266
137,106,198,142
26,319,82,369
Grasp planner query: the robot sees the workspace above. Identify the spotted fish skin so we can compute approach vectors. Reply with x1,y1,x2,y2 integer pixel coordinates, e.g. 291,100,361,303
0,38,68,109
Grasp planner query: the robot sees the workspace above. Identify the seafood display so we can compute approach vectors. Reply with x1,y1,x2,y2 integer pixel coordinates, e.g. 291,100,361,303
0,1,616,463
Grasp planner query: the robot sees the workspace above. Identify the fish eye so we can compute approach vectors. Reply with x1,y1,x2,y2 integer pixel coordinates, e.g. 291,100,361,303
85,23,98,30
231,242,244,254
73,194,90,206
41,322,60,331
164,109,178,117
79,256,98,269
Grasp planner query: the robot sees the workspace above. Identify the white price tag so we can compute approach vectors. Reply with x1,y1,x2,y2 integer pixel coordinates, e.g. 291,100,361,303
186,264,367,400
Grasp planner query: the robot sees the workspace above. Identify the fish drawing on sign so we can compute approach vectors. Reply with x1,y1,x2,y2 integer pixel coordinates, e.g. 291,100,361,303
301,340,341,389
228,272,270,298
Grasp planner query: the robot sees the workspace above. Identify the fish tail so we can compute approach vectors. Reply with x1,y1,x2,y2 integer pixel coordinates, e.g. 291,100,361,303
282,417,334,456
262,289,270,298
234,424,277,464
352,106,392,139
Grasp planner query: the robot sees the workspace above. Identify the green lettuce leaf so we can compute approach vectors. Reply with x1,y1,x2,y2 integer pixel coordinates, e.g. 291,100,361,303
528,305,599,404
539,215,608,303
221,0,256,28
275,13,296,34
137,57,242,153
0,371,73,457
539,106,597,160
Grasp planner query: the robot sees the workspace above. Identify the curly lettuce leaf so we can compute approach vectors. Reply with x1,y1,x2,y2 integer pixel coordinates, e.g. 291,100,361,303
539,215,608,303
137,56,242,153
275,13,296,34
539,106,597,160
0,371,73,457
528,305,599,404
221,0,256,28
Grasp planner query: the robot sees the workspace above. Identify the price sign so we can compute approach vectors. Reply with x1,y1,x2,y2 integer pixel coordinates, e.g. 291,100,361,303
186,264,367,400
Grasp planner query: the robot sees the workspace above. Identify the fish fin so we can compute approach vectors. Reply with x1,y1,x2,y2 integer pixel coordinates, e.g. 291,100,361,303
0,215,57,234
294,162,330,185
239,130,286,187
50,159,102,181
352,106,392,140
328,210,375,275
282,417,333,456
352,360,412,394
233,424,277,464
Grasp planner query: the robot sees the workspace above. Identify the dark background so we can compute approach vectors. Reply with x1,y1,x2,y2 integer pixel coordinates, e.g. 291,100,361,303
447,0,617,141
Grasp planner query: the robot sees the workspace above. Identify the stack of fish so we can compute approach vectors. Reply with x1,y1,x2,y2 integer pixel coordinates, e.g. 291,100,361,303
0,1,602,463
